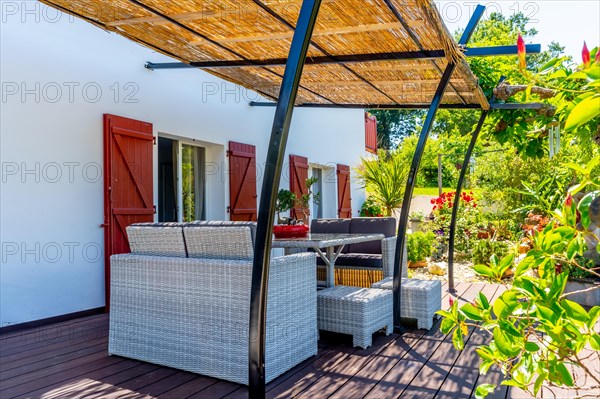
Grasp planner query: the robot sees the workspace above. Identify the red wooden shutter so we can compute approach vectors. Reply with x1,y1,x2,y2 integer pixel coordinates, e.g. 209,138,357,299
228,141,257,221
289,154,309,223
365,113,377,154
337,164,352,218
103,114,154,310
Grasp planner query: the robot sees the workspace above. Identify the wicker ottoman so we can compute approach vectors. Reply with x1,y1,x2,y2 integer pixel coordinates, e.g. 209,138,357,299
371,277,441,330
317,285,393,349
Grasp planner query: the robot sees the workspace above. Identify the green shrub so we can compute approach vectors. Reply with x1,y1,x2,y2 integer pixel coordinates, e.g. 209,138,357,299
406,231,436,262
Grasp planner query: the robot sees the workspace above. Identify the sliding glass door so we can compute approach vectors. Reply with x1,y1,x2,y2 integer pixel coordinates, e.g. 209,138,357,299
158,138,206,222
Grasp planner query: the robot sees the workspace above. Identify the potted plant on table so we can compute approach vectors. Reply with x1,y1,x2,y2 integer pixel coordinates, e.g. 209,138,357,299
406,231,436,268
275,189,296,225
273,177,320,238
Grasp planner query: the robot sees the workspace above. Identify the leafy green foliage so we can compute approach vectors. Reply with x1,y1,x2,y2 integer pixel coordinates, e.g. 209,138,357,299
513,177,567,216
276,189,297,224
471,143,596,226
438,159,600,398
472,239,511,267
366,109,425,150
485,47,600,159
473,253,515,280
406,231,436,262
355,150,408,216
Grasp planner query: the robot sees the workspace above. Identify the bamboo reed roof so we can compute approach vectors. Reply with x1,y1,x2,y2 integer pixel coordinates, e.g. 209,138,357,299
41,0,489,109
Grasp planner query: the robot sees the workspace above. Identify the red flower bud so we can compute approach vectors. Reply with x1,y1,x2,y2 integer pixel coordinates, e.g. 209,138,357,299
596,48,600,63
565,193,573,207
517,34,527,70
449,297,454,306
583,42,591,66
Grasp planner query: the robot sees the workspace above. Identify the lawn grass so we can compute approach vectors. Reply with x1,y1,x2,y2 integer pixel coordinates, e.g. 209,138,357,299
413,187,482,197
412,187,453,196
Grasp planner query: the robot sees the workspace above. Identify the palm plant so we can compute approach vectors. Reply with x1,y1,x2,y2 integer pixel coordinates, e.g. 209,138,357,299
355,150,409,216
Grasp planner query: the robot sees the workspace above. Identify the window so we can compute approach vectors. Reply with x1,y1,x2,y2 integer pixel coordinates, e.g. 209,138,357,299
310,168,323,220
181,144,206,222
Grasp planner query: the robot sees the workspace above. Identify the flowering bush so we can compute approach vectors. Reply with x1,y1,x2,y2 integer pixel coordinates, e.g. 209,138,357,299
359,196,384,217
428,191,481,253
430,191,478,213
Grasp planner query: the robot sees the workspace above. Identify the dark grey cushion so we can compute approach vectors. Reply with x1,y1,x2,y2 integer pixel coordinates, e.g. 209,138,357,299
310,218,351,234
310,218,351,253
347,217,396,254
317,253,382,268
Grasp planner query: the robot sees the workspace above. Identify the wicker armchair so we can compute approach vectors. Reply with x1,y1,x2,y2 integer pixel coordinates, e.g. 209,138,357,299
109,222,317,385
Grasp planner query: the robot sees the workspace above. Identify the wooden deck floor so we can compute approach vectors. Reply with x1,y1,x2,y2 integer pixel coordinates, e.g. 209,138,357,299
1,282,598,399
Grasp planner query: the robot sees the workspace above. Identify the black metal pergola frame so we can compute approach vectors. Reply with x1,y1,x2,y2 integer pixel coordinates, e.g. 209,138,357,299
248,1,323,396
144,44,541,70
146,3,544,396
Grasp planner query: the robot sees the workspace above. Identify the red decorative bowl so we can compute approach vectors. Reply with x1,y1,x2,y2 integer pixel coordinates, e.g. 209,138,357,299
273,224,309,238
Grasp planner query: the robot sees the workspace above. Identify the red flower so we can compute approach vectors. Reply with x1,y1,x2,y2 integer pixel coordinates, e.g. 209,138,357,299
430,199,436,204
473,204,477,208
517,34,526,70
582,42,591,66
449,297,454,306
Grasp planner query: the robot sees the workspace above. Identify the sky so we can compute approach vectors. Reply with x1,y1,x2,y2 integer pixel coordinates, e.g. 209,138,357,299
439,0,600,61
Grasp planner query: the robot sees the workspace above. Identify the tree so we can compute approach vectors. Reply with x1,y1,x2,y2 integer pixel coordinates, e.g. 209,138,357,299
367,109,424,150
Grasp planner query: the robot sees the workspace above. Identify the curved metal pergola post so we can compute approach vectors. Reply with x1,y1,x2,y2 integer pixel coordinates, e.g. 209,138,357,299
391,4,486,330
392,64,456,330
447,110,489,291
249,0,322,397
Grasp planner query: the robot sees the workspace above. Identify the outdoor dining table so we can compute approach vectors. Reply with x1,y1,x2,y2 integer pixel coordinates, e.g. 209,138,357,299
272,233,385,288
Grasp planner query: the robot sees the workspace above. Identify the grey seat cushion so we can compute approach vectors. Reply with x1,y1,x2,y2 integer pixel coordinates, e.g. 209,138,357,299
126,225,187,257
347,217,396,254
317,253,382,268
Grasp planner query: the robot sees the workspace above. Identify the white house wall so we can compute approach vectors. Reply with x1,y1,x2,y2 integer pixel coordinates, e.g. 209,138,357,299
0,3,368,326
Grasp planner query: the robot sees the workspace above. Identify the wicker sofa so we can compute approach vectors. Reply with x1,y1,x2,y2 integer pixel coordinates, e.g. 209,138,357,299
108,221,318,385
311,217,408,287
